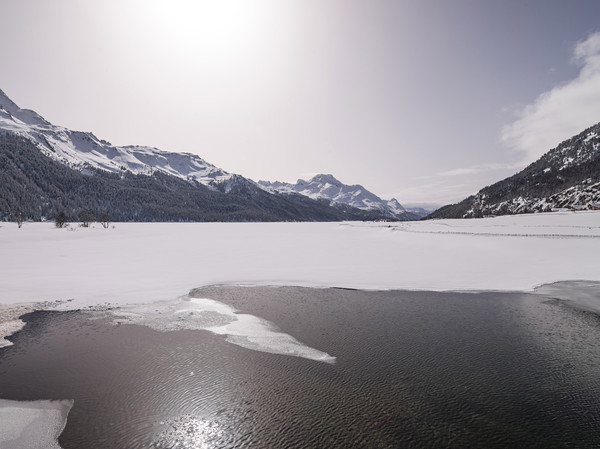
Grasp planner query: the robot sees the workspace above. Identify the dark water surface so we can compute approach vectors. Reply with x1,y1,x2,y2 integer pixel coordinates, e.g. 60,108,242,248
2,286,600,448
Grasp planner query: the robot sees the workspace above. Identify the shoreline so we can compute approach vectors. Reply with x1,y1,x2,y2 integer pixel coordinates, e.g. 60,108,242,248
2,279,600,348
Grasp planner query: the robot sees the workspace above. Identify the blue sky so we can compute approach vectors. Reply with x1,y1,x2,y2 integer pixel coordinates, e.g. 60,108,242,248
2,0,600,208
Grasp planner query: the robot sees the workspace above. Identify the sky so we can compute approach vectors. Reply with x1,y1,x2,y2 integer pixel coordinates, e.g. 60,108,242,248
1,0,600,209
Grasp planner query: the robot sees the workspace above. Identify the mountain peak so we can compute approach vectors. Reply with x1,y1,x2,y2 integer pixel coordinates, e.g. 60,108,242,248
308,174,341,185
259,174,423,220
0,89,50,126
0,89,20,113
0,87,234,185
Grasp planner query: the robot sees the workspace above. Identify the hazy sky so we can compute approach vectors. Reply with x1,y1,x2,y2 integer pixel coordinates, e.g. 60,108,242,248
2,0,600,208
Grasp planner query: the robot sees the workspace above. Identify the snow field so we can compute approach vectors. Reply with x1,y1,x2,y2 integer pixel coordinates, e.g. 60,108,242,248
0,211,599,309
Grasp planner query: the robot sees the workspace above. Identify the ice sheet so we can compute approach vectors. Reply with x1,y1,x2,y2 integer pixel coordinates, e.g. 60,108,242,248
0,319,25,348
0,303,40,348
111,296,336,363
533,281,600,314
0,399,74,449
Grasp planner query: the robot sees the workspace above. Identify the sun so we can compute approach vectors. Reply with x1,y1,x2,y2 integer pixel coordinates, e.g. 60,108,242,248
136,0,270,63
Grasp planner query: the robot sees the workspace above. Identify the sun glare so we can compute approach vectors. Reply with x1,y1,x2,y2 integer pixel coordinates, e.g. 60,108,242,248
137,0,270,64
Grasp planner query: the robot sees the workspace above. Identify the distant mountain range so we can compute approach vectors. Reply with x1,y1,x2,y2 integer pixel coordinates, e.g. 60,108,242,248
0,89,418,222
259,174,426,220
428,122,600,219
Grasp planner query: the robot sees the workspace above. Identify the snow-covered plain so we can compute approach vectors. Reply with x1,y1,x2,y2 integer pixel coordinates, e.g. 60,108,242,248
1,211,599,309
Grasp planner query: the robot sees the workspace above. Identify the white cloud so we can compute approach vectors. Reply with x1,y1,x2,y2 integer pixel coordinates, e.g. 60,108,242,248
385,180,476,206
388,163,526,206
431,162,524,178
502,31,600,162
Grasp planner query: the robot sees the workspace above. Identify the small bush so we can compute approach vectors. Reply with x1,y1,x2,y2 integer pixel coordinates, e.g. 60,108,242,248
79,210,96,227
98,212,113,229
55,211,69,228
12,211,26,228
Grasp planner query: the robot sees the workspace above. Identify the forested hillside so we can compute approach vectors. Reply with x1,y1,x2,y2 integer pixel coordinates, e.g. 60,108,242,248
0,133,386,223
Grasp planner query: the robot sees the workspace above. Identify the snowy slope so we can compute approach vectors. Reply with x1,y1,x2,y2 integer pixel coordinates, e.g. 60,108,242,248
259,174,421,219
429,122,600,219
0,89,232,186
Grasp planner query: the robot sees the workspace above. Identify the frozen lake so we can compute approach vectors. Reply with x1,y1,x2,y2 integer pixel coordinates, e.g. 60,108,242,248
1,212,600,312
2,214,600,447
2,285,600,448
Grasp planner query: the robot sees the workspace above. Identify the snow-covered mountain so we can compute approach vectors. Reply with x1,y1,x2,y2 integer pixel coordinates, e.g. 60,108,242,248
259,174,422,219
0,89,409,222
0,89,232,187
428,121,600,219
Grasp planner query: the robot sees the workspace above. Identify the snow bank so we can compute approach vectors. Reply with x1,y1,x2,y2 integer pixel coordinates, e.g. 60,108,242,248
0,399,73,449
390,212,600,238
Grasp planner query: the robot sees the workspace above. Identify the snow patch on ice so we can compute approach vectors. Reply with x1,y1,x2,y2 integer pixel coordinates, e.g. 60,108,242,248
0,399,74,449
0,319,25,348
0,303,41,348
533,281,600,315
0,301,73,348
109,295,336,364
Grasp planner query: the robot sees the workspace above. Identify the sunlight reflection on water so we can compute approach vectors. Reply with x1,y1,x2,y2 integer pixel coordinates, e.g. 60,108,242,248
153,415,223,449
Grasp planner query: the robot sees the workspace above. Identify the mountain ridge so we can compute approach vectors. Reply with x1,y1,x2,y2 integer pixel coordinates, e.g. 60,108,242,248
0,132,394,222
427,121,600,219
259,174,424,220
0,89,233,187
0,89,402,222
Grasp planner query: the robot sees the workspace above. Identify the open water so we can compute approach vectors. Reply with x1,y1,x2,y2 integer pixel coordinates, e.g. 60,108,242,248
2,285,600,448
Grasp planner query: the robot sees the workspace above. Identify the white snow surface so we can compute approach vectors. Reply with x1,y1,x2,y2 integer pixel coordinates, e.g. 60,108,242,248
0,399,73,449
1,211,599,309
